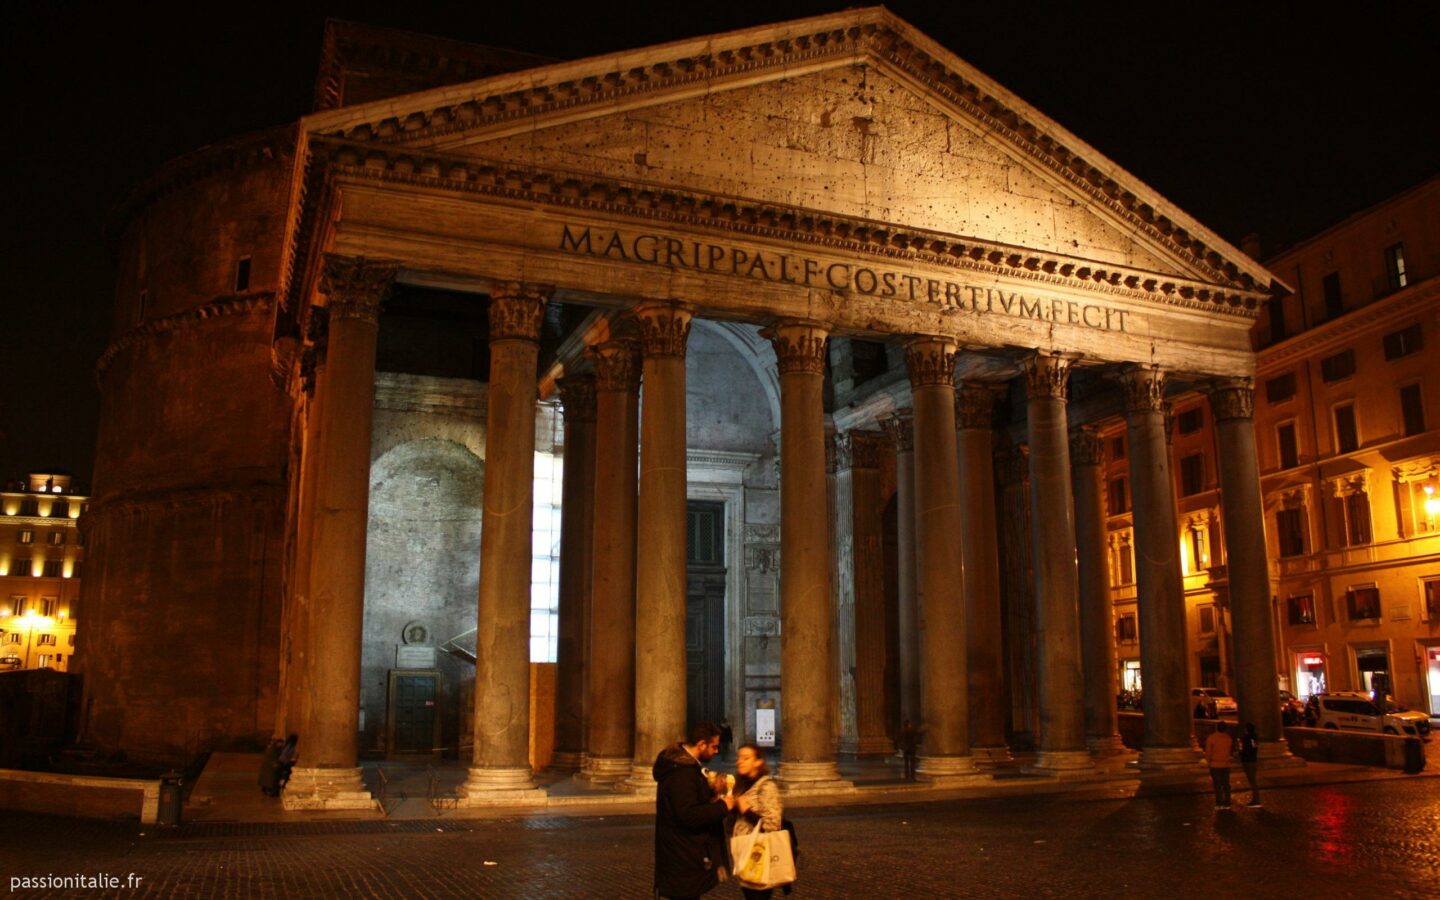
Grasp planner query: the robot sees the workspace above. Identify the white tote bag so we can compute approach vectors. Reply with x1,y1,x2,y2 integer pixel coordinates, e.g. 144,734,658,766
730,828,797,890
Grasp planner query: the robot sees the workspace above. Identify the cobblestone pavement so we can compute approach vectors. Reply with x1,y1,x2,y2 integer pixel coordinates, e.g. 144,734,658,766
2,776,1437,899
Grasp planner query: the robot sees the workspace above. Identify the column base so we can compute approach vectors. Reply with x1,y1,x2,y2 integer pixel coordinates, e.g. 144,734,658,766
916,754,988,785
1087,734,1130,756
855,736,896,757
549,750,586,772
281,767,377,811
777,760,854,795
1024,750,1098,777
1257,740,1305,769
621,763,658,798
576,755,632,785
456,766,546,806
969,745,1015,768
1133,745,1203,770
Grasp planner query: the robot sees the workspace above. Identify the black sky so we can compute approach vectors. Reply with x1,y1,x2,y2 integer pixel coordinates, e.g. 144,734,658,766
3,0,1436,485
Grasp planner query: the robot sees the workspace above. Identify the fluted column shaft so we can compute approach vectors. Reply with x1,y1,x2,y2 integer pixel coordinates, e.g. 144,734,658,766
584,341,642,781
837,431,892,756
883,412,921,731
769,320,843,786
1209,380,1287,754
286,254,395,810
906,337,976,778
956,382,1009,761
464,284,550,797
1023,353,1092,773
1070,426,1125,754
553,373,597,771
1123,366,1196,767
630,303,693,788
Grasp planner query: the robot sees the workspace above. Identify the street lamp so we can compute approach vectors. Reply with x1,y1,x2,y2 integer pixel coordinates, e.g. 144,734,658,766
19,610,54,669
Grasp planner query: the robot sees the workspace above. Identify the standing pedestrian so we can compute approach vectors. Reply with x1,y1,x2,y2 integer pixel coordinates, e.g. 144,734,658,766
898,719,926,782
1239,722,1261,808
730,743,785,900
1203,721,1235,810
653,721,735,900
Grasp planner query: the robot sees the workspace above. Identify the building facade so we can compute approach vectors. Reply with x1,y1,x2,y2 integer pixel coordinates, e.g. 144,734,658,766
1102,178,1440,719
0,473,85,672
80,9,1298,807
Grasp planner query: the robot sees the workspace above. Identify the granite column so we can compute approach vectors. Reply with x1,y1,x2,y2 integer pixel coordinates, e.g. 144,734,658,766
1070,425,1126,755
552,373,597,771
881,412,921,732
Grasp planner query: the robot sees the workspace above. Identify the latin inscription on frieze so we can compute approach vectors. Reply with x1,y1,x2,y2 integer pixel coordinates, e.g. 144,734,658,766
559,224,1129,333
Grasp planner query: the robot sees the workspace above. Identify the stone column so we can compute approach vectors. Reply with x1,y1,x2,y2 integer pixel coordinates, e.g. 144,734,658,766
768,320,847,790
1122,365,1198,768
906,337,979,782
580,340,642,783
461,283,550,802
1070,425,1126,755
1022,352,1094,775
552,372,597,772
1208,378,1294,765
628,302,693,792
881,412,921,732
284,254,395,811
836,430,893,756
955,381,1011,765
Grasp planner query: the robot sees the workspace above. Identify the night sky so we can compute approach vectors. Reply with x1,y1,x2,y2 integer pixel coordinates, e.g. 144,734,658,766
3,0,1436,485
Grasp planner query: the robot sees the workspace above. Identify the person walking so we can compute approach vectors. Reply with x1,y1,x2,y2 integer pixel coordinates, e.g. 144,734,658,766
730,743,784,900
653,721,735,900
898,719,925,781
1239,722,1262,808
1203,721,1235,810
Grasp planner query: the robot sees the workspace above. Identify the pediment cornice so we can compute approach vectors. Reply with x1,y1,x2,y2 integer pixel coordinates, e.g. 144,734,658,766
307,133,1267,317
301,7,1281,298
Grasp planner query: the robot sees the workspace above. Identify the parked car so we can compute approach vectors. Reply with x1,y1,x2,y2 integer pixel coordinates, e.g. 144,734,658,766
1191,687,1238,718
1312,691,1431,740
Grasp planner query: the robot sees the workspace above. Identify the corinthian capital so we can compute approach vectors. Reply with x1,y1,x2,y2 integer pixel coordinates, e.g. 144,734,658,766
763,319,830,376
1022,352,1074,400
905,336,958,389
557,372,597,423
488,282,551,343
320,254,399,323
881,409,914,452
631,301,693,358
1120,365,1168,414
1069,425,1104,467
955,381,1001,430
1207,377,1256,423
587,339,641,393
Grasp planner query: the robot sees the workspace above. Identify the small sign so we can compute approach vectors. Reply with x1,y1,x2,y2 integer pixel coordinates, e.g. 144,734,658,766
397,645,437,669
1300,655,1324,666
755,708,776,747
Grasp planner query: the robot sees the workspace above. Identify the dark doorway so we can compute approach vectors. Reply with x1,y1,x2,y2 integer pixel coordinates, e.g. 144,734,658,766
387,671,440,756
686,501,726,729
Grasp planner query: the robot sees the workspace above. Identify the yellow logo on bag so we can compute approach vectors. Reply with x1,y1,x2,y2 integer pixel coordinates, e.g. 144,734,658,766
739,839,767,881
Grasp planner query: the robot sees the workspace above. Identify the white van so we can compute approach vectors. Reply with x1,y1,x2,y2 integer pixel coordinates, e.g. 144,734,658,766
1313,691,1431,740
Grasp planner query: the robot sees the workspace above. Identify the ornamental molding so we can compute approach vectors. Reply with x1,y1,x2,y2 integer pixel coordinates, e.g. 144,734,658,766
905,336,958,388
321,254,399,323
556,373,597,422
1266,483,1312,510
1324,469,1371,499
834,430,886,471
631,301,693,358
744,523,781,544
487,289,549,343
1392,457,1438,485
687,449,759,473
588,339,642,392
96,292,275,379
881,410,914,452
1069,426,1104,467
305,136,1266,320
1120,365,1167,414
1206,377,1255,423
1022,352,1074,400
303,9,1271,298
954,381,1001,430
1256,283,1440,374
764,319,830,376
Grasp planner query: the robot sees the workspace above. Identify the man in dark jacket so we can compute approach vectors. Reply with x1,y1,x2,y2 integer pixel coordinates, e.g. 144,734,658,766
654,721,735,899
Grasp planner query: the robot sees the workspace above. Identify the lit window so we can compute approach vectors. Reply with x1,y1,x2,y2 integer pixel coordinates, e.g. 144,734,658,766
47,532,65,546
1346,585,1381,621
17,531,33,545
37,634,56,646
1385,243,1407,291
529,447,563,663
1287,594,1316,626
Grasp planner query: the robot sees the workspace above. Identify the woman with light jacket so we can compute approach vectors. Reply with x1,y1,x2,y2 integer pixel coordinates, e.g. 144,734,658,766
728,743,784,899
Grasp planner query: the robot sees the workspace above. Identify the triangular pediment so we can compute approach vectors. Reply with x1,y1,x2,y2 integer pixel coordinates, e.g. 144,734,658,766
303,7,1282,301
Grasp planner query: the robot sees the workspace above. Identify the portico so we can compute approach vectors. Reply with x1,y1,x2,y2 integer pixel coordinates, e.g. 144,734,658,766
275,8,1287,808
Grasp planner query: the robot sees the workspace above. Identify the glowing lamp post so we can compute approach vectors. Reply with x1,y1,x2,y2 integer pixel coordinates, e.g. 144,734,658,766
19,611,54,669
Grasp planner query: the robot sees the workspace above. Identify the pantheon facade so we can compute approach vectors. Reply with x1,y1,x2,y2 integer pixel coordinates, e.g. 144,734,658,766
81,9,1291,808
